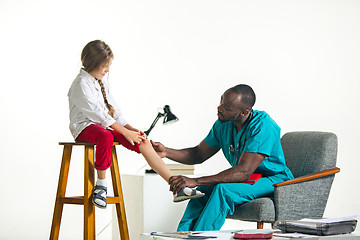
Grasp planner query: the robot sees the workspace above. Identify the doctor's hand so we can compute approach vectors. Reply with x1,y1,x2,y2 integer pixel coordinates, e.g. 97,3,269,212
150,140,167,158
169,175,198,194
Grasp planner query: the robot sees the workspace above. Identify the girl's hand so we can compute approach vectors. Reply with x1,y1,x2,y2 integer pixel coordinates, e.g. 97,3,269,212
124,129,146,145
134,128,146,138
124,124,147,139
111,123,146,145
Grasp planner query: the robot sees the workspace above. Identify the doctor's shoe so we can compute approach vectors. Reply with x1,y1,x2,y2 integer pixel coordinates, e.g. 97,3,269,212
173,187,205,203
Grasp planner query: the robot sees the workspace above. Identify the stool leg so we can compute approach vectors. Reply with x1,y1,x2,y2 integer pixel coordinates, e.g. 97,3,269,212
257,221,264,229
110,146,130,240
50,145,73,240
84,145,95,240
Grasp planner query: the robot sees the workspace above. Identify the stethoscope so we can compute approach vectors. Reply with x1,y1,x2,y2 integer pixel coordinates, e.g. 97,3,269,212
229,111,253,166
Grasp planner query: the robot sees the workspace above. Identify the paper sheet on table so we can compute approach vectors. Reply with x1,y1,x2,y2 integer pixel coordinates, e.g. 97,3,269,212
273,232,317,238
196,230,277,238
194,230,233,238
150,231,230,239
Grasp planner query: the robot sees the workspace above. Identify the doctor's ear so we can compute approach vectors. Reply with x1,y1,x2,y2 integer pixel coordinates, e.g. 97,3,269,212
240,109,250,116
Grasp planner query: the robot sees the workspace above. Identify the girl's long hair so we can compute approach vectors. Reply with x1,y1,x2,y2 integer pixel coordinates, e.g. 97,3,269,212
81,40,116,117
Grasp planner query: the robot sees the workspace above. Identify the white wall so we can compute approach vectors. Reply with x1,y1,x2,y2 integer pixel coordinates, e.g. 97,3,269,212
0,0,359,239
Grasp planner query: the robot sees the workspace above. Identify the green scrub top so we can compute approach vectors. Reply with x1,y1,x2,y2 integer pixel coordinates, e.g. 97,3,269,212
205,110,293,180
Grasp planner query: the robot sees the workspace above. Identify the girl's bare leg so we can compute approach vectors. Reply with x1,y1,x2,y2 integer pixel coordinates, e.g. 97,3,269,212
97,170,106,179
139,140,205,203
139,140,173,183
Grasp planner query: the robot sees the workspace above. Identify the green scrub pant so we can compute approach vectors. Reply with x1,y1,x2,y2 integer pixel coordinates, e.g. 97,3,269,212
177,176,283,231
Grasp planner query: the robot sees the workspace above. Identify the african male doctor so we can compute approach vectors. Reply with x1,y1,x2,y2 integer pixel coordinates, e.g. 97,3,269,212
151,84,294,231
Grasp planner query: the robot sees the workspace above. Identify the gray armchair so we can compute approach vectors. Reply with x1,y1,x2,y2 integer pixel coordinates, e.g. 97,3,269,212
227,131,340,229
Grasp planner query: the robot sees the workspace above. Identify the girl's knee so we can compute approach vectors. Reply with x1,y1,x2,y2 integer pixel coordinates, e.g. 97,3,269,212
139,139,151,150
98,130,114,145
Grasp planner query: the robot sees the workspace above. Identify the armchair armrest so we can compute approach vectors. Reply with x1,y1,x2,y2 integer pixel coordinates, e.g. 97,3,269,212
273,167,340,187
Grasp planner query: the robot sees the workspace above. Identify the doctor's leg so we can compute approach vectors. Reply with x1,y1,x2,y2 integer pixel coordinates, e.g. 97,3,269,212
177,185,215,231
192,178,275,231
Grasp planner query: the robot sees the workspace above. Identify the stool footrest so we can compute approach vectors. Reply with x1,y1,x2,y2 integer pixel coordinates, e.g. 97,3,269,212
60,196,122,205
60,196,84,205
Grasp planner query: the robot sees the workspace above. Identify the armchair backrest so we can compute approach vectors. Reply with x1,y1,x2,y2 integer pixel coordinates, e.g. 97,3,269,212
281,131,338,178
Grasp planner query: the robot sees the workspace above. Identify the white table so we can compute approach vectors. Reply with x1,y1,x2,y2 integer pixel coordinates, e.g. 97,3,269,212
140,230,360,240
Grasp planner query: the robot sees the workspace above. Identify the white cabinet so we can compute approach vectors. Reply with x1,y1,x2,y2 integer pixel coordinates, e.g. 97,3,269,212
112,174,189,240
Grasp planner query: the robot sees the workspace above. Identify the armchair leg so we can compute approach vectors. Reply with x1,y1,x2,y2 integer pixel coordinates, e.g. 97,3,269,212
257,222,264,229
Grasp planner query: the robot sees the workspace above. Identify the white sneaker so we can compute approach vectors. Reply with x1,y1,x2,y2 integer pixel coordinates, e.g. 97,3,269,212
173,187,205,203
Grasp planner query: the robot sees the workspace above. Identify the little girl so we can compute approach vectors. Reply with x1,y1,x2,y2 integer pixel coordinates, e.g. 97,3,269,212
68,40,204,208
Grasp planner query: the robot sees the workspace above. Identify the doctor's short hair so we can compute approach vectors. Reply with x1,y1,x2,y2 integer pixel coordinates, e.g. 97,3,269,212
231,84,256,109
81,40,114,73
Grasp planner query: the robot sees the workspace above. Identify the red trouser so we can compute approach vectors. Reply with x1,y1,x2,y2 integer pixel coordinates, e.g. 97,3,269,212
76,124,141,170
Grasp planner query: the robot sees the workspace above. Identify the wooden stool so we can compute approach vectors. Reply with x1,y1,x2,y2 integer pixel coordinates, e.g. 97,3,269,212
50,142,129,240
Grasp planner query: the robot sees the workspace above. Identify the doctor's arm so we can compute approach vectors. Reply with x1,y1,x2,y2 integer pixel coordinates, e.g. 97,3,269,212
151,139,219,165
169,152,265,193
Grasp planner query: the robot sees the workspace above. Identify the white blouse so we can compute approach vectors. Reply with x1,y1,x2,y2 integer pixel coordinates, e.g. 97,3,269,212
68,69,128,139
